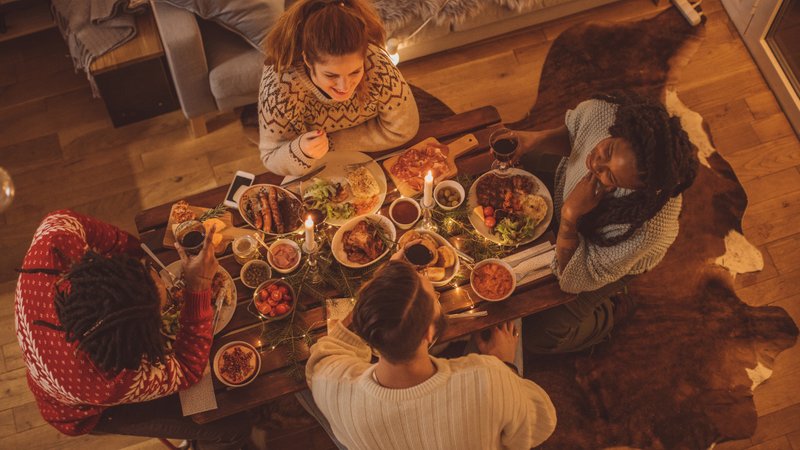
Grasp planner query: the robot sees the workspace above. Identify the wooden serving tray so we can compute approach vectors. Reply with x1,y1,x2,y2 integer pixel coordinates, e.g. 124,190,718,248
163,204,253,255
382,134,478,197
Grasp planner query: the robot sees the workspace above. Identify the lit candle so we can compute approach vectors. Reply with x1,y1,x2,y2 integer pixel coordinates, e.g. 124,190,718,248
423,170,433,207
304,216,315,251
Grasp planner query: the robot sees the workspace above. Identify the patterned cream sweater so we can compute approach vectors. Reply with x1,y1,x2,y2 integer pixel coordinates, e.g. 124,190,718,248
258,44,420,176
552,99,683,293
306,322,557,450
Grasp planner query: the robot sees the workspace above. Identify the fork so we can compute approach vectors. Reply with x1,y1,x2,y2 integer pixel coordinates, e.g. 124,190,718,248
141,243,185,289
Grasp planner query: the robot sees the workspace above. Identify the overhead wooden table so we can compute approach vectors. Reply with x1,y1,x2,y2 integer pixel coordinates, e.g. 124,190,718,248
134,106,575,424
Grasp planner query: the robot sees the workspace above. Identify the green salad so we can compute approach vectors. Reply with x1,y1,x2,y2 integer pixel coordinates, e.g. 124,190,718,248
494,214,536,245
303,178,356,221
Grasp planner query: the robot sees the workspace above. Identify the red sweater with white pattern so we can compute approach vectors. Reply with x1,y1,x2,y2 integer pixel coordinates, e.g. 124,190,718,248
14,210,213,436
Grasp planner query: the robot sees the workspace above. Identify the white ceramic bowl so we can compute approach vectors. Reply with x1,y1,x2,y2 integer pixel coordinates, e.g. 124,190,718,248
332,214,396,268
399,229,460,288
213,341,261,388
388,197,421,230
434,180,465,211
239,259,272,289
470,258,517,302
267,239,301,274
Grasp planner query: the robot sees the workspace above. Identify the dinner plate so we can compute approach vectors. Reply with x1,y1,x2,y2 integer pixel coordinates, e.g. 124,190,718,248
331,214,396,269
284,152,388,227
399,229,460,288
467,168,554,246
160,262,237,335
237,184,304,235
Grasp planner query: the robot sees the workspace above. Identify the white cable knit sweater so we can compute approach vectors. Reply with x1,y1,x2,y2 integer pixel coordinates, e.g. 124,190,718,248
258,44,420,176
306,322,557,450
552,99,683,293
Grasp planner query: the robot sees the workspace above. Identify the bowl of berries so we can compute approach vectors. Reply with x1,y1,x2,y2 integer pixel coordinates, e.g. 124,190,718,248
252,279,296,321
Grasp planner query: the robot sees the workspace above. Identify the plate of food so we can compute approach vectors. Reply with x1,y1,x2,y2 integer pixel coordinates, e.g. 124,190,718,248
238,185,304,235
213,341,261,387
468,169,553,246
383,134,478,197
331,214,396,268
297,152,387,227
160,262,237,342
398,229,460,287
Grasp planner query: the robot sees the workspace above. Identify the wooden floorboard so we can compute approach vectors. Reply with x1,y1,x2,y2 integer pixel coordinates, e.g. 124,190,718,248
0,0,798,448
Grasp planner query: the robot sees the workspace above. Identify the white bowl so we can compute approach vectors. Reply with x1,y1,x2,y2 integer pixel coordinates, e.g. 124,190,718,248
239,259,272,289
267,239,302,274
434,180,465,211
332,214,396,268
399,229,460,288
388,197,421,230
470,258,516,302
213,341,261,388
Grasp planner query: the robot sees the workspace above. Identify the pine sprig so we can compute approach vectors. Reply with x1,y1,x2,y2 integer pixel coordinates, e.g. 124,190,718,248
198,203,228,222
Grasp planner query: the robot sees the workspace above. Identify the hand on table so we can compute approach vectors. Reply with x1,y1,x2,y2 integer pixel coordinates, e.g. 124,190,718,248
473,321,519,365
299,130,329,159
177,225,220,292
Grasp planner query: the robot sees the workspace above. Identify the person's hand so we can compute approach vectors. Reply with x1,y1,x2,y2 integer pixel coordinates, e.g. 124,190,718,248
299,130,329,159
562,172,615,223
176,225,219,292
474,321,519,364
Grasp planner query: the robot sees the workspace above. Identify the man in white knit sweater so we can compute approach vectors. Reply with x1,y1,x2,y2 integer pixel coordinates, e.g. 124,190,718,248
305,256,557,450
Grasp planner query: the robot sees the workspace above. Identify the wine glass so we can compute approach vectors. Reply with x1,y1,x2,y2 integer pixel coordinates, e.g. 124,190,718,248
489,128,518,176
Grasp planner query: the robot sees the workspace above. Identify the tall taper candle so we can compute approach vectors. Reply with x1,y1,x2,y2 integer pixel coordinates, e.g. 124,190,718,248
304,216,315,251
423,171,433,208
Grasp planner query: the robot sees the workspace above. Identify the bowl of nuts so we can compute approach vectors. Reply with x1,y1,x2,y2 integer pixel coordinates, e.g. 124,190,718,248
434,180,465,211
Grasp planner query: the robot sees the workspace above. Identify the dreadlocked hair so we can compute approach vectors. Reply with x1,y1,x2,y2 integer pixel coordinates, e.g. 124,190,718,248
577,91,698,247
51,251,165,373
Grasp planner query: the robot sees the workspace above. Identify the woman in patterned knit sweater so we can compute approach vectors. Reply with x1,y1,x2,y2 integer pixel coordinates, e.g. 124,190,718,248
258,0,420,176
14,210,252,448
514,92,698,353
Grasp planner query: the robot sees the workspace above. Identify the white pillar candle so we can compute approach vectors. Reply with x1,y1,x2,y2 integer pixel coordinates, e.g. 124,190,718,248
423,170,433,207
304,216,315,251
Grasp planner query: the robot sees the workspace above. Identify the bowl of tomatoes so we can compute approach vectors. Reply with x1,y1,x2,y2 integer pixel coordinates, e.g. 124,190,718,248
252,279,296,321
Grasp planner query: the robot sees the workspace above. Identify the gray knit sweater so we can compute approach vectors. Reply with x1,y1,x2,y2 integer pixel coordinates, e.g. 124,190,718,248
552,99,682,294
257,44,420,176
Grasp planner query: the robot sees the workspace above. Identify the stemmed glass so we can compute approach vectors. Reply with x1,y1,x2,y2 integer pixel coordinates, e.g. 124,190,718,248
489,128,519,176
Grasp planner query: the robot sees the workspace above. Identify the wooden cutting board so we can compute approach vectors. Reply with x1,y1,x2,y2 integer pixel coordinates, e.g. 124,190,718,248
382,134,478,197
163,204,253,255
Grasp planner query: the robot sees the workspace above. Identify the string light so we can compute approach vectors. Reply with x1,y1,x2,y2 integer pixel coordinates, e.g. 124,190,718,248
384,0,452,65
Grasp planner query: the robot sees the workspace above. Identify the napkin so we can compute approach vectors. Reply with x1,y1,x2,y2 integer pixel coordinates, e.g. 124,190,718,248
503,244,556,285
326,297,356,333
179,363,218,416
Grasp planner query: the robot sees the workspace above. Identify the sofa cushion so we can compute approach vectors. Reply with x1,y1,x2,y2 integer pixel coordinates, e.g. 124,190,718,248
201,20,263,108
155,0,282,49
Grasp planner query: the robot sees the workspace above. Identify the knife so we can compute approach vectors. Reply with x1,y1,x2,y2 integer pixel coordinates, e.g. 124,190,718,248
280,164,327,188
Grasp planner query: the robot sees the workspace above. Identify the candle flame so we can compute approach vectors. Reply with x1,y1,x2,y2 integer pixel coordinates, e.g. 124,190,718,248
305,216,314,227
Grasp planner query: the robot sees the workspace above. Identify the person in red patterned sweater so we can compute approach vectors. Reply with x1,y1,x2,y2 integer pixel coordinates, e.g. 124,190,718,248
14,210,252,449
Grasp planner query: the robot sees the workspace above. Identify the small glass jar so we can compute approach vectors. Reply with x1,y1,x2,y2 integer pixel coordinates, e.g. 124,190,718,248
232,235,259,265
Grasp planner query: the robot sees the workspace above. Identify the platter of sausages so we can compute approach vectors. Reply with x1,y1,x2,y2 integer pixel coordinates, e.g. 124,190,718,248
237,184,305,235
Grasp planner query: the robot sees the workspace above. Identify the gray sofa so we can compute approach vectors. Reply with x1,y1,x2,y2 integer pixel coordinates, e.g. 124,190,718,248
152,0,617,137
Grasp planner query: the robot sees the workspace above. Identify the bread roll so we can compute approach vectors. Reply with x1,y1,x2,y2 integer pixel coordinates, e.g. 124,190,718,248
425,267,446,282
437,246,456,268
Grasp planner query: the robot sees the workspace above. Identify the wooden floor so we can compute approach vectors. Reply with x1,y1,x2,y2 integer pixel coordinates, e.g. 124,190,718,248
1,0,798,448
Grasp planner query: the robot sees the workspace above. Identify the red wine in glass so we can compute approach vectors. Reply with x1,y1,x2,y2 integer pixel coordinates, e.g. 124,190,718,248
490,128,518,175
405,243,434,266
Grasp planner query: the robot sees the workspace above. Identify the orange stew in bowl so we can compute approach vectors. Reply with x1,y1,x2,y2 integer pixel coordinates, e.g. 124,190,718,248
472,263,514,300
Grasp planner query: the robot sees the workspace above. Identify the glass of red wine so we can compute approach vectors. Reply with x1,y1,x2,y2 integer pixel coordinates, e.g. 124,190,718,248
490,128,519,176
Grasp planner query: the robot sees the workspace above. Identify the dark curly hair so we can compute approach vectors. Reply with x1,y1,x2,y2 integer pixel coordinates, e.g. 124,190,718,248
21,251,165,373
578,91,698,246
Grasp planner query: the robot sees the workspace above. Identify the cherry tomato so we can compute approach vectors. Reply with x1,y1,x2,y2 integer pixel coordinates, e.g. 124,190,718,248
258,302,272,315
484,216,496,228
277,285,288,295
270,290,282,301
282,294,292,302
275,304,289,315
258,289,269,302
269,309,276,317
483,206,494,217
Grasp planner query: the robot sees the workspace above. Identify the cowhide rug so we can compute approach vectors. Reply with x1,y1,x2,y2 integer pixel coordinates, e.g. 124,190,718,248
511,7,799,449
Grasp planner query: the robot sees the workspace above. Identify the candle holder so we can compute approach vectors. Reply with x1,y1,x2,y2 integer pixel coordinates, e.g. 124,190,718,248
419,199,438,232
303,236,324,285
